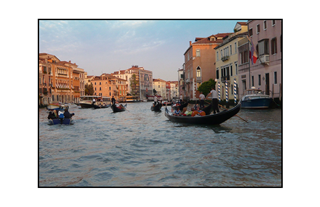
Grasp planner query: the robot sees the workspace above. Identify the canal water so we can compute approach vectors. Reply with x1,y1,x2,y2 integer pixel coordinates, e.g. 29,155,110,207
39,102,282,187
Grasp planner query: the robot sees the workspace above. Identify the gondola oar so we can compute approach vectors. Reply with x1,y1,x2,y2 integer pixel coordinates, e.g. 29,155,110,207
204,100,248,123
218,104,248,123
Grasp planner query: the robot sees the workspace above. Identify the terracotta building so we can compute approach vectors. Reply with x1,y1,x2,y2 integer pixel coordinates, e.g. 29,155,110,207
91,73,127,101
39,53,85,104
183,33,231,100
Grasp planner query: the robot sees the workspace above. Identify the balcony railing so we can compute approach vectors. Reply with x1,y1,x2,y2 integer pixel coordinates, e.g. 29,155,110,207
221,75,230,82
196,77,202,82
221,56,229,61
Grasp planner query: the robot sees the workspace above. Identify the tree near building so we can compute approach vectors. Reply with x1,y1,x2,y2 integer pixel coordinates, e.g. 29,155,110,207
85,83,94,95
130,74,138,96
197,78,216,96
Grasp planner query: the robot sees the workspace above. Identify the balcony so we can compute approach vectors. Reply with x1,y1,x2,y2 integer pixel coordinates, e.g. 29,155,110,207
221,75,230,82
259,54,269,65
185,78,190,83
221,56,229,62
196,77,202,83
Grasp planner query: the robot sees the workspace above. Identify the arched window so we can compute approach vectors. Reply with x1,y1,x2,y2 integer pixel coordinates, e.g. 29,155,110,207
196,67,201,77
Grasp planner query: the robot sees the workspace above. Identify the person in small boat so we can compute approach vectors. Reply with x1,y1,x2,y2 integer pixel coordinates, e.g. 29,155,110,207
111,96,116,106
154,96,158,106
206,86,220,114
48,110,58,119
173,108,181,116
63,108,75,119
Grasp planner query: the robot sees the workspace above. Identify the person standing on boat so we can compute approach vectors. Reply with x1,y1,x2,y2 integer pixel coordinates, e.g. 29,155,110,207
154,95,158,106
199,92,205,109
206,87,220,114
111,96,116,106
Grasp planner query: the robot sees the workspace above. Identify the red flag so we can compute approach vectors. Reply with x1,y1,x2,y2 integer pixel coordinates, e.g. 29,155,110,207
247,36,258,64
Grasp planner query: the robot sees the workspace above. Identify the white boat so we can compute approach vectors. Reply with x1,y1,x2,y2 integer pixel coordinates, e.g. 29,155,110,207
241,88,272,109
79,96,110,108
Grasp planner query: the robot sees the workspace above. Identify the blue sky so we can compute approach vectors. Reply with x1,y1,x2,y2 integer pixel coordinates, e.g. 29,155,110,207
40,20,247,81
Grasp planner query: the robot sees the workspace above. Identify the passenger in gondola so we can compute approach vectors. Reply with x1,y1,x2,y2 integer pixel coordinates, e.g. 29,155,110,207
63,108,75,118
111,96,116,106
173,108,181,116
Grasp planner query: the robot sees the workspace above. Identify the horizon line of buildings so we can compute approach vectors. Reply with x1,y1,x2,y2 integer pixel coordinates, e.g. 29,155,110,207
39,55,179,105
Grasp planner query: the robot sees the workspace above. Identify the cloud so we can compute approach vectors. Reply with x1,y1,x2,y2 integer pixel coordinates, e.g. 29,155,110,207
113,39,165,55
106,20,153,29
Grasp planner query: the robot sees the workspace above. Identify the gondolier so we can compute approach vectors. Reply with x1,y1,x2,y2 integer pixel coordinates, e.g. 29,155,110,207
199,92,205,109
111,96,116,106
206,87,220,114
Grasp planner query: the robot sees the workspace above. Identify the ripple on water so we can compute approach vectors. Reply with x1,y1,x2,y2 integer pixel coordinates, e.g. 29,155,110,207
39,103,282,187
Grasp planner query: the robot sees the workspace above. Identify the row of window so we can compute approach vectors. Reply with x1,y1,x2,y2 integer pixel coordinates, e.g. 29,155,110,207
216,63,238,79
250,71,278,87
249,20,276,36
217,42,237,61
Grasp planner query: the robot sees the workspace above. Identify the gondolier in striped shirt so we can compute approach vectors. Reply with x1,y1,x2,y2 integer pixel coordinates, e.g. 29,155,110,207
206,87,220,114
199,91,205,109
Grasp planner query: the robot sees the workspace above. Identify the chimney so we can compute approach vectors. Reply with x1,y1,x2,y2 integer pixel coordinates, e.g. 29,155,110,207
189,41,192,46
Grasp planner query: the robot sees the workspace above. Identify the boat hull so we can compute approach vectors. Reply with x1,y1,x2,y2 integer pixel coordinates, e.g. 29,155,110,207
165,104,241,125
111,104,126,112
93,104,110,109
241,98,272,109
48,118,73,125
151,104,162,111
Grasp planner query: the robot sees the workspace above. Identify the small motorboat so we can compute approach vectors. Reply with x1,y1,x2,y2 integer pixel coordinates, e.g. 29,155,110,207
111,104,127,112
241,88,272,109
48,118,74,125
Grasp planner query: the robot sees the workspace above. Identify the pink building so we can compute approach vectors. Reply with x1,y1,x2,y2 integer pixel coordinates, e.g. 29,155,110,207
238,20,282,100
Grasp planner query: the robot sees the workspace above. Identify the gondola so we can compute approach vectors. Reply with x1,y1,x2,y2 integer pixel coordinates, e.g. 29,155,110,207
48,118,74,125
111,104,127,113
93,104,111,109
151,103,162,111
165,103,241,125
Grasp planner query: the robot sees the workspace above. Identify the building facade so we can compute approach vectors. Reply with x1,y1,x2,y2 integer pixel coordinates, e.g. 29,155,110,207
91,73,127,101
178,68,184,99
169,81,179,100
214,22,248,102
183,33,231,100
39,53,84,104
121,65,153,101
152,79,167,99
238,20,282,100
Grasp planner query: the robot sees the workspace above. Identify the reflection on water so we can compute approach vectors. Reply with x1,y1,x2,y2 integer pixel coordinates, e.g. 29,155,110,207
39,102,282,187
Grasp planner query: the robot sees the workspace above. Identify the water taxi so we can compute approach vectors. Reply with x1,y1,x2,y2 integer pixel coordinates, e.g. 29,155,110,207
241,88,272,109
